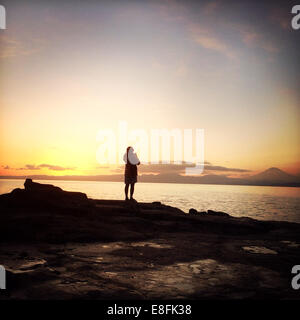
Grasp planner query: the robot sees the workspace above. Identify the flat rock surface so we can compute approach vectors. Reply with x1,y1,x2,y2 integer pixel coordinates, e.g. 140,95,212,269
0,180,300,299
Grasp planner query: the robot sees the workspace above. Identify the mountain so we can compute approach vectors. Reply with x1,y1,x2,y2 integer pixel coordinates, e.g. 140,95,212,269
248,167,299,184
139,169,300,186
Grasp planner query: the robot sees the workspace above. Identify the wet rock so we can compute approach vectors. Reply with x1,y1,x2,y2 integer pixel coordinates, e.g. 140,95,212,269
1,179,300,300
242,246,277,255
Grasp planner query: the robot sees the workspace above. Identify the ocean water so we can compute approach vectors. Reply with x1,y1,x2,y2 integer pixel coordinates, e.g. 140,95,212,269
1,179,300,223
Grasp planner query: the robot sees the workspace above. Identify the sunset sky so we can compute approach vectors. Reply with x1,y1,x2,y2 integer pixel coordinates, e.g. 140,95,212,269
0,0,299,178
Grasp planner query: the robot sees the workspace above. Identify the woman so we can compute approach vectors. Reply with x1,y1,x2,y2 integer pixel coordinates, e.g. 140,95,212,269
123,146,140,201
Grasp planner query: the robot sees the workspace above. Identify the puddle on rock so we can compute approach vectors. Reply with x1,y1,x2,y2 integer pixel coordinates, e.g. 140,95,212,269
95,257,103,262
127,258,284,298
102,243,122,250
131,242,173,249
281,241,300,248
19,259,47,270
242,246,277,255
104,272,117,277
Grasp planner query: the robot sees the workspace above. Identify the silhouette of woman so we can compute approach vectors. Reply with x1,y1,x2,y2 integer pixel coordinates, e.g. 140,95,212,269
123,146,140,201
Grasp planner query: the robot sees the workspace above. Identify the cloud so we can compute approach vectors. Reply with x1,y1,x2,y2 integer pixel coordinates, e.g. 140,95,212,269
16,164,75,171
140,164,189,174
0,35,44,59
270,7,291,30
241,30,279,54
39,164,75,171
2,165,10,170
153,0,188,23
241,31,259,46
153,0,237,60
111,167,123,173
19,164,40,170
96,165,110,169
155,1,279,59
136,162,251,175
189,23,237,59
203,1,220,15
205,165,251,173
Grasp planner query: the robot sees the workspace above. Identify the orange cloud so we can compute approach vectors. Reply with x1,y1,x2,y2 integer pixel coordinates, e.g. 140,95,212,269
241,30,279,53
189,24,237,59
2,164,76,171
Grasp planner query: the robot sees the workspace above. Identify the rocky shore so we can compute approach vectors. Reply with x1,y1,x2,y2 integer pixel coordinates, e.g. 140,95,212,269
0,179,299,299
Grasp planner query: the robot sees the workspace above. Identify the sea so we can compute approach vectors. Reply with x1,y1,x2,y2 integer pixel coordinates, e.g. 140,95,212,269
1,179,300,223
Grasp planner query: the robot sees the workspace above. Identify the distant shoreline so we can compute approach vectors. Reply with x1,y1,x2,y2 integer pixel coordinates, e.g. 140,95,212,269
1,175,300,188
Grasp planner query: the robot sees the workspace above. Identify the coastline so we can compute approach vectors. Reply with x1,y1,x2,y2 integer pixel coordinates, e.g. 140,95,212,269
0,180,300,299
1,175,300,188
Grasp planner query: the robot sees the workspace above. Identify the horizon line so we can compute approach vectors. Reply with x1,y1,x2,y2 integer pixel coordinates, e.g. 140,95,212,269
1,174,300,188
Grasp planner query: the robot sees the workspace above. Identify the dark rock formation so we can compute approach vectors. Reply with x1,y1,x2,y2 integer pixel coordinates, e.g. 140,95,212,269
0,180,300,300
24,178,63,192
207,209,230,217
0,179,89,210
189,208,229,217
189,208,198,215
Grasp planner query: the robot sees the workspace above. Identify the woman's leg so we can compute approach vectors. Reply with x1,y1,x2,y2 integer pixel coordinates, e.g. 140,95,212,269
125,183,129,200
130,183,135,199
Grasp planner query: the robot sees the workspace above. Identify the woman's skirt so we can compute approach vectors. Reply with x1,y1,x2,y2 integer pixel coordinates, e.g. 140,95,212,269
124,175,137,184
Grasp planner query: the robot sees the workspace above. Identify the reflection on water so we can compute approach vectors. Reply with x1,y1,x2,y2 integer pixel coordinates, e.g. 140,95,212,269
0,179,300,223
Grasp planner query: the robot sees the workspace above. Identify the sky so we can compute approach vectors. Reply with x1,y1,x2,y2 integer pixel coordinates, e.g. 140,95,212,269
0,0,300,178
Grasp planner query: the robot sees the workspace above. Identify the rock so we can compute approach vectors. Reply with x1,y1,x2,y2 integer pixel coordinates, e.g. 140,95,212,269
152,201,162,206
5,267,58,292
24,178,62,192
189,209,209,215
0,179,90,209
18,252,29,259
189,208,198,215
1,180,300,300
207,210,230,217
124,199,141,213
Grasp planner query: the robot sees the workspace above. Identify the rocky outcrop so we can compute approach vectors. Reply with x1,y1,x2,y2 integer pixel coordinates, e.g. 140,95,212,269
24,178,63,192
189,208,230,217
0,180,300,300
0,178,89,209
